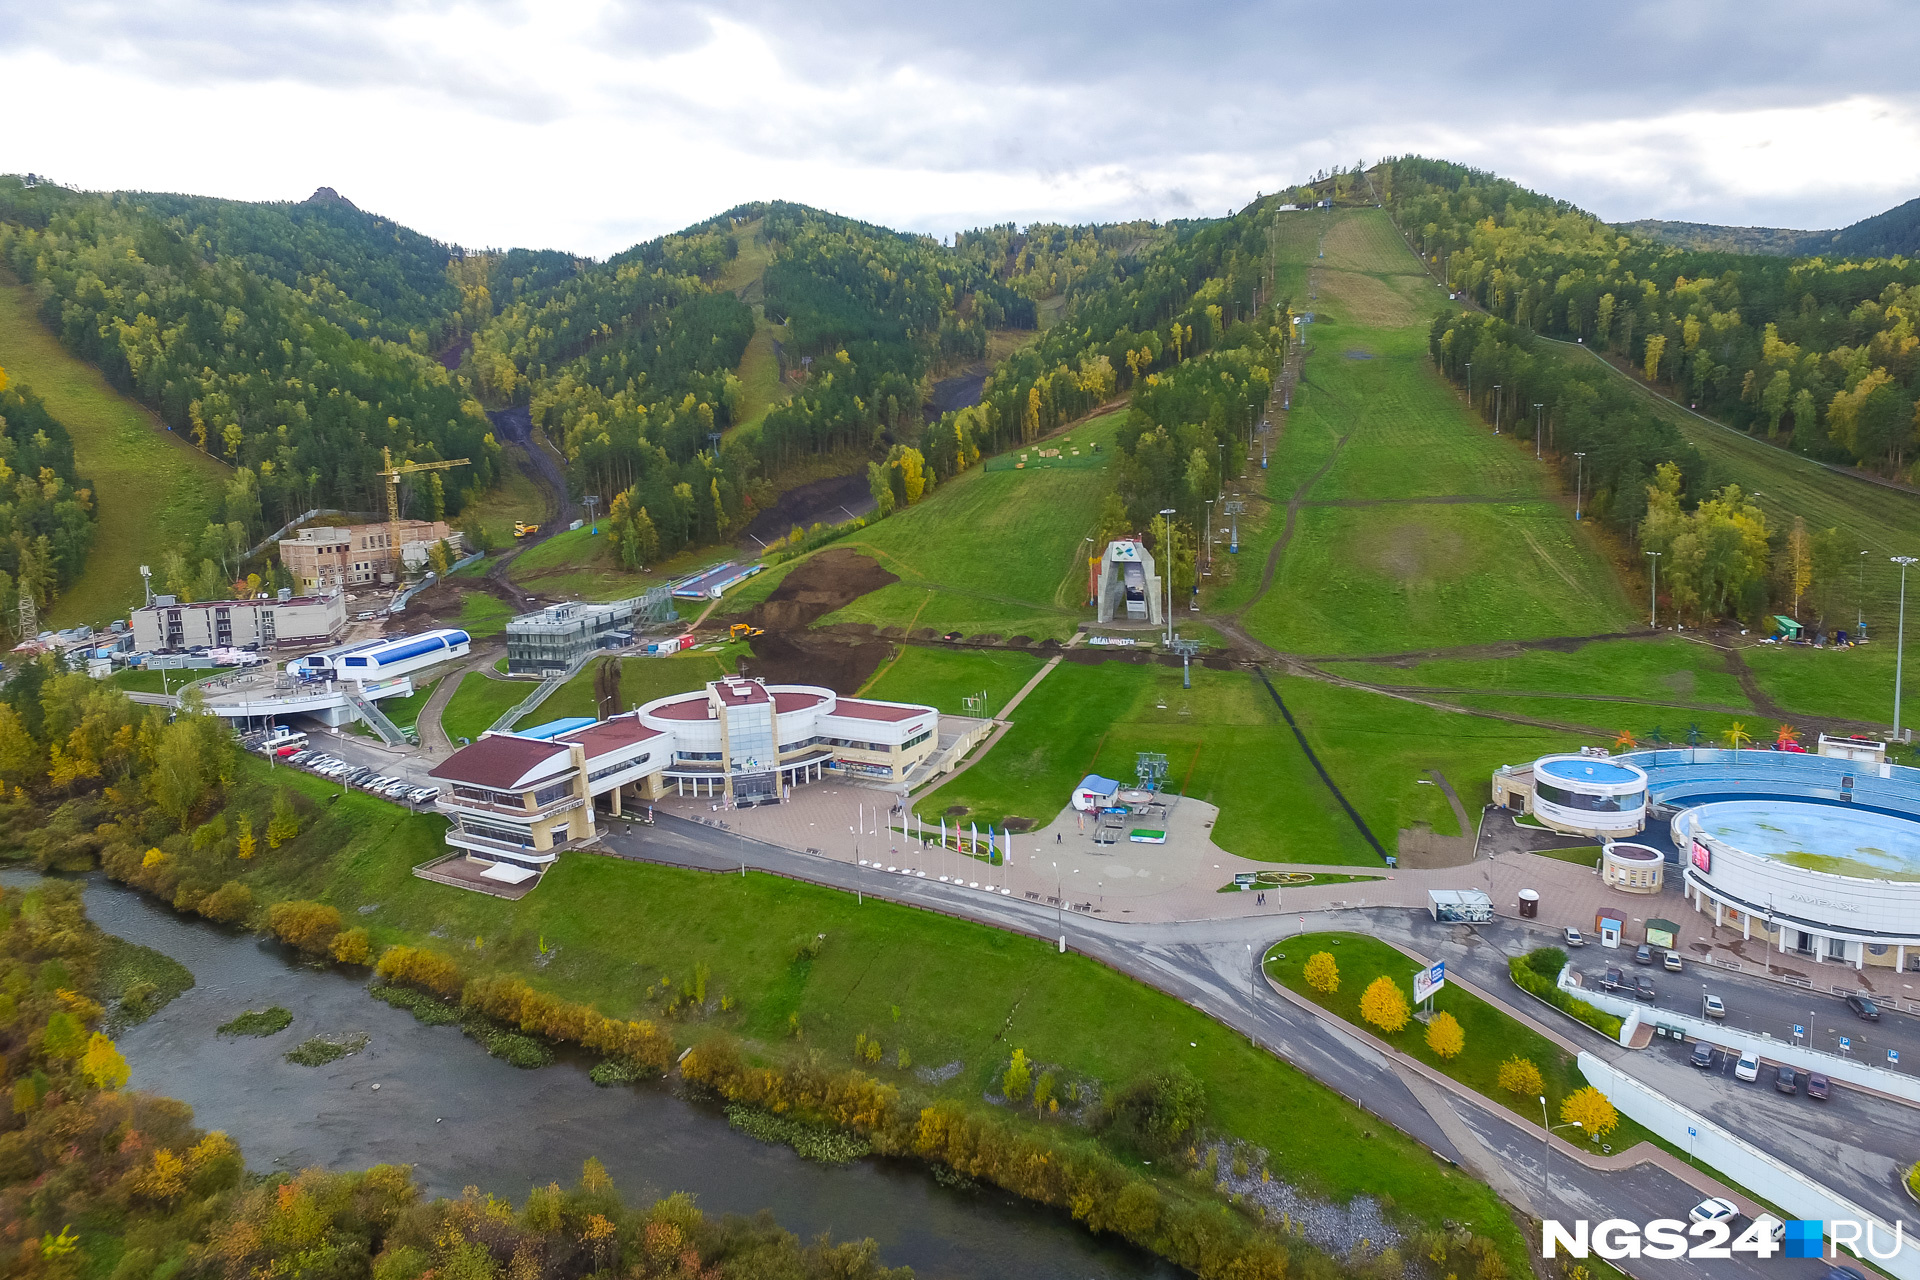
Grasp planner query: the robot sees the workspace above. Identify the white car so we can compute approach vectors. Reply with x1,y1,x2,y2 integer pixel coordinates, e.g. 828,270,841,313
1734,1051,1760,1082
407,787,440,805
1702,993,1726,1019
1563,927,1585,947
1749,1213,1785,1243
1690,1197,1738,1224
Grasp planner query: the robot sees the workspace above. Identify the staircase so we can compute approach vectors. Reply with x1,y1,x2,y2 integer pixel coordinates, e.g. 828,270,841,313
343,686,408,745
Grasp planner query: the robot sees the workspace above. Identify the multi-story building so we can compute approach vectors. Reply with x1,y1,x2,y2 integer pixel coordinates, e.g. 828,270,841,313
279,520,458,591
504,590,678,675
130,589,347,652
424,677,937,886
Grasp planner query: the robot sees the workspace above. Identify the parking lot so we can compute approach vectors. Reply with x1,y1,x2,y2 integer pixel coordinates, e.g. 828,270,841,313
242,729,440,809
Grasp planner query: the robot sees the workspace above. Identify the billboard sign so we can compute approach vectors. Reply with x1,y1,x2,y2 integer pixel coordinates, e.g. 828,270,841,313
1412,961,1446,1004
1690,841,1712,873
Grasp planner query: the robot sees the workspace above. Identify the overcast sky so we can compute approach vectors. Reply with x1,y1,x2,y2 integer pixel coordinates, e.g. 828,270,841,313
5,0,1918,258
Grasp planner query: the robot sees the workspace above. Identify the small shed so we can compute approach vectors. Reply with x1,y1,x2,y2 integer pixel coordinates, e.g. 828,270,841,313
1645,918,1681,949
1427,889,1492,923
1772,615,1805,641
1072,774,1121,812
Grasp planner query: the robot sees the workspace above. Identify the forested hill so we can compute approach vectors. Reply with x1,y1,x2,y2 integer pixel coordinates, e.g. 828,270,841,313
1619,193,1920,260
0,175,503,541
1383,157,1920,482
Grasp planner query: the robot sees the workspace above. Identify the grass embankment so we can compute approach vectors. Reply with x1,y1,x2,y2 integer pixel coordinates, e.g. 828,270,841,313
457,446,550,547
1235,318,1632,655
532,649,742,722
108,667,235,695
1322,635,1749,706
456,593,513,639
507,526,658,601
441,673,530,743
376,676,444,733
859,644,1047,716
1266,933,1653,1151
204,756,1529,1272
821,411,1128,641
0,277,227,627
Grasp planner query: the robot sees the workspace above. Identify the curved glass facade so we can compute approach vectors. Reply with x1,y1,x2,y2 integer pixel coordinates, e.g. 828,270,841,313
1536,780,1644,813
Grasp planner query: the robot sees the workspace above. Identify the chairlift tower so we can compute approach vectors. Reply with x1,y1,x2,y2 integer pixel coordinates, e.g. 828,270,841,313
1223,501,1245,554
1171,635,1201,689
1135,751,1169,795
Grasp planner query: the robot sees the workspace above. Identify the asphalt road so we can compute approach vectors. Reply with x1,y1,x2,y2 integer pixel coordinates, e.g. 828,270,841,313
603,813,1793,1280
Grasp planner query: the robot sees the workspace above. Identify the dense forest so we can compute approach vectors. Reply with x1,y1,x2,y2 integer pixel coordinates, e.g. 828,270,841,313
0,177,502,546
1385,157,1920,481
0,371,97,623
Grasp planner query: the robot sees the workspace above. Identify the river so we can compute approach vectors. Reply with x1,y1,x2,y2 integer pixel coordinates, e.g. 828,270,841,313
7,871,1175,1280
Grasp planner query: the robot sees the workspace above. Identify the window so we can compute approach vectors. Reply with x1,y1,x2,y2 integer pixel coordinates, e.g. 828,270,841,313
589,754,650,782
458,821,530,848
531,782,572,807
676,750,723,762
1535,781,1641,813
903,729,932,751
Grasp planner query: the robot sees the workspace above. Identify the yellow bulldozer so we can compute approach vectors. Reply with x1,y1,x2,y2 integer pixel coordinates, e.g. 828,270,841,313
513,521,539,539
728,623,765,641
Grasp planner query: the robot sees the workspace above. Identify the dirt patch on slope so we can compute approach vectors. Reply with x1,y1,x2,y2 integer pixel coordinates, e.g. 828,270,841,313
742,631,890,694
1357,520,1469,583
739,473,877,551
742,548,898,631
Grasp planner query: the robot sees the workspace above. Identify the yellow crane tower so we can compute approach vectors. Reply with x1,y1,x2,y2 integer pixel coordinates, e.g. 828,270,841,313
378,446,470,574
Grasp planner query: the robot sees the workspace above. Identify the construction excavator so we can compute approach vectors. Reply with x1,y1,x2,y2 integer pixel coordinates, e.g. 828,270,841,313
513,521,539,539
728,623,765,641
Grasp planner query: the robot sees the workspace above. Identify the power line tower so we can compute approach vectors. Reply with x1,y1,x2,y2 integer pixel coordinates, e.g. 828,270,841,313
16,589,35,643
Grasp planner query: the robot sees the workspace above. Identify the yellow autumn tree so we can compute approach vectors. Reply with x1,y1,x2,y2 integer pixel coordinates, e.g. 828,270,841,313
1787,516,1812,618
1425,1011,1465,1060
1304,951,1339,994
1560,1085,1619,1139
1497,1056,1544,1097
235,813,256,861
1643,333,1667,382
1359,976,1410,1034
79,1033,130,1091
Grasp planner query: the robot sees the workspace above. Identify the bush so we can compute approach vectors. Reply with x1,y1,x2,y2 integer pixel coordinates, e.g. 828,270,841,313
1425,1010,1465,1060
218,1006,293,1037
1560,1085,1619,1139
1360,975,1410,1034
266,900,341,956
1497,1055,1544,1097
374,944,465,998
1100,1065,1206,1156
1525,946,1568,980
200,881,253,925
330,928,371,965
1508,957,1623,1040
1304,951,1339,994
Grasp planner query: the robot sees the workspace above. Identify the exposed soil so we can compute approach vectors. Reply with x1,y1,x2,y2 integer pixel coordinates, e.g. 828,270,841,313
739,630,890,695
924,367,987,421
741,547,897,631
394,579,519,631
739,473,876,551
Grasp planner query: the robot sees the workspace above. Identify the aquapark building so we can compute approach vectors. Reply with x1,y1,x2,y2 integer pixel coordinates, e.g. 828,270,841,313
1497,737,1920,970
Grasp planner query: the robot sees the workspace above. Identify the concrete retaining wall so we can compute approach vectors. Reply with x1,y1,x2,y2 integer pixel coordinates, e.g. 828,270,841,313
1579,1053,1912,1276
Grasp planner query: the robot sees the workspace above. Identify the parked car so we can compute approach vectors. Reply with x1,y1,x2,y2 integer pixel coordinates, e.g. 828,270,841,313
408,787,440,805
1689,1041,1715,1069
288,751,312,764
1634,943,1654,965
1633,975,1656,1001
1598,968,1631,994
1844,992,1881,1021
1690,1197,1738,1224
1734,1051,1761,1082
1806,1073,1831,1100
274,746,301,758
1663,950,1683,972
383,781,412,798
1702,993,1726,1019
1563,927,1586,947
1824,1267,1866,1280
1775,1065,1799,1095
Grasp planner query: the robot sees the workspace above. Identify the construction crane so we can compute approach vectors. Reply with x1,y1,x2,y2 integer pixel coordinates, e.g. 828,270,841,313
378,446,470,575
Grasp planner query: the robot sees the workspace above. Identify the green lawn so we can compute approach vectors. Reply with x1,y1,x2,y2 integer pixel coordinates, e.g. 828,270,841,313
1266,932,1654,1151
1744,641,1901,728
1442,694,1762,744
1321,635,1752,708
376,675,444,732
859,644,1047,717
457,445,550,547
507,526,662,601
1531,846,1602,867
915,658,1383,865
456,592,514,639
441,672,534,743
0,277,227,627
217,756,1528,1273
820,411,1127,641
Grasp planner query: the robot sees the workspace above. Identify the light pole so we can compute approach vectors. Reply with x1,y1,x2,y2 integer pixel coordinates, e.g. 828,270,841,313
1054,860,1063,933
1540,1097,1584,1196
1160,508,1177,646
1894,556,1917,740
1466,362,1472,407
1533,403,1544,461
1645,551,1661,628
1492,384,1501,434
1860,549,1870,633
1573,453,1587,521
